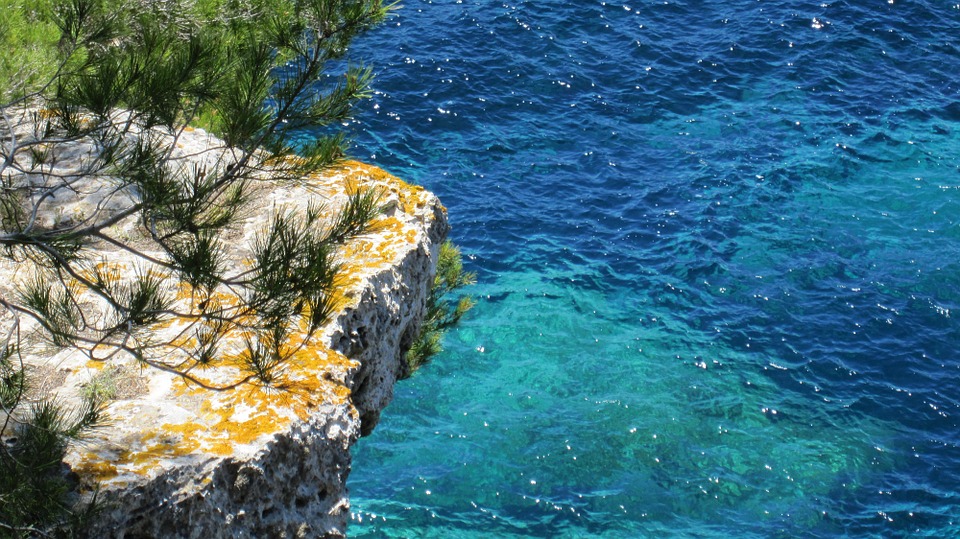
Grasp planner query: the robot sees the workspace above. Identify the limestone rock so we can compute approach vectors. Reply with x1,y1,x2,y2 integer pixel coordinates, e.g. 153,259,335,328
0,121,448,537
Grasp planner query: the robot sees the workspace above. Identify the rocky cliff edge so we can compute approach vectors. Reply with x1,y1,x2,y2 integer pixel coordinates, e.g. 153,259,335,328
1,124,448,538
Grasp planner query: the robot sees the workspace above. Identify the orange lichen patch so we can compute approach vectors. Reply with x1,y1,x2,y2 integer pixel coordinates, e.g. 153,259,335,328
340,233,399,268
73,261,128,284
342,175,362,196
138,345,353,461
331,160,439,216
84,359,109,371
173,283,244,310
73,453,119,482
329,200,418,311
264,154,308,169
335,161,402,184
83,432,202,479
87,333,356,474
281,345,356,404
160,410,280,457
373,215,405,234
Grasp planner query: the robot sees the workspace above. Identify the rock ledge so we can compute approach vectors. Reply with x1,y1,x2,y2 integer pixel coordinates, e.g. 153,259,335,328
1,124,447,538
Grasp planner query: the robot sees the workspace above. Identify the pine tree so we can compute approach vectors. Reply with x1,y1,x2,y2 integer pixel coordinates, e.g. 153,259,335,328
0,0,391,534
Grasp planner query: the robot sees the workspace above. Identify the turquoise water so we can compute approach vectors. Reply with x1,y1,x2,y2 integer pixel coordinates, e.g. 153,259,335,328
336,1,960,536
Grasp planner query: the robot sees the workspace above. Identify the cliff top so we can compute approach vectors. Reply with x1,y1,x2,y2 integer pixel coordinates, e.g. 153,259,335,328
0,121,448,536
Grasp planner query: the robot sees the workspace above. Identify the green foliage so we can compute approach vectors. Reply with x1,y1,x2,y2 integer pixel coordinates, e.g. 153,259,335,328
1,0,393,534
91,265,173,330
243,189,381,379
0,0,60,102
79,367,120,403
0,345,26,410
404,240,476,377
1,344,106,538
16,271,83,347
2,0,391,373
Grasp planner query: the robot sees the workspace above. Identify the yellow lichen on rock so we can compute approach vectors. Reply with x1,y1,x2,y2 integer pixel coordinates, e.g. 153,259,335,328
333,160,439,215
72,453,119,482
61,160,433,488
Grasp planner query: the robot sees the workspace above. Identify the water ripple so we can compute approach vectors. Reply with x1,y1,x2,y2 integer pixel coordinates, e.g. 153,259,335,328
328,0,960,536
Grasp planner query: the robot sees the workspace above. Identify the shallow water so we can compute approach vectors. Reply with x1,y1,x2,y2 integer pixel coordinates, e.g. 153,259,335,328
332,1,960,536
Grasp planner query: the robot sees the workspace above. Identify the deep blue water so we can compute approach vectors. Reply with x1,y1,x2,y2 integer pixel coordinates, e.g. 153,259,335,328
336,1,960,536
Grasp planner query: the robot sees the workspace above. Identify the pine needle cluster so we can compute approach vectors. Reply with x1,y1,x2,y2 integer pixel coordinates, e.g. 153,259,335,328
1,0,392,534
403,240,476,377
1,342,106,537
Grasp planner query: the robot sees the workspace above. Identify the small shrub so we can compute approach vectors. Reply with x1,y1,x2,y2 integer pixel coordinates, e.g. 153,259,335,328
404,240,476,377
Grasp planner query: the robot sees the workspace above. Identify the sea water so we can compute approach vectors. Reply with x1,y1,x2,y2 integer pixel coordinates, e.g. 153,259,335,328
334,1,960,536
